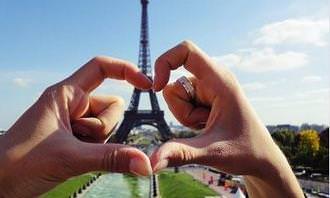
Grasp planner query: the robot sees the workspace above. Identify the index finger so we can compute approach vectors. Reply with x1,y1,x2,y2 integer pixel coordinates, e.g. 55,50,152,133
153,40,218,91
66,56,152,92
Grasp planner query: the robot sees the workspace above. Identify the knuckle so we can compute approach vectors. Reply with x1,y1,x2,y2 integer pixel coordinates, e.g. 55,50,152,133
180,147,195,162
114,96,125,107
103,148,118,172
181,40,195,50
155,56,167,67
90,56,111,79
90,56,106,64
42,84,57,96
39,84,78,109
57,84,73,95
103,146,130,172
42,84,73,98
162,85,172,98
163,83,177,96
40,84,62,101
164,141,196,164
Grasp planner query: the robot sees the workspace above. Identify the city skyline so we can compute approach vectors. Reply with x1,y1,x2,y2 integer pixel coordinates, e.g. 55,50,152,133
0,0,329,130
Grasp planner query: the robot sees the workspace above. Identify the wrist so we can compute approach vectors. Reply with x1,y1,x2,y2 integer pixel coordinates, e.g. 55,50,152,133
246,143,304,197
0,133,26,198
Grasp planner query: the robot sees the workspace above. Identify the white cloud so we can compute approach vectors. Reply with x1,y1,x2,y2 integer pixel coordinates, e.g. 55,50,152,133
269,78,287,86
12,78,32,87
294,98,328,105
254,18,329,46
214,48,308,72
1,70,65,88
242,82,267,91
249,96,285,102
268,98,328,108
302,75,322,83
304,88,330,95
213,53,240,67
295,88,330,98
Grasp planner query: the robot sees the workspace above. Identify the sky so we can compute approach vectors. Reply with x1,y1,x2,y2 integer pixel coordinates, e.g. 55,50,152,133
0,0,329,130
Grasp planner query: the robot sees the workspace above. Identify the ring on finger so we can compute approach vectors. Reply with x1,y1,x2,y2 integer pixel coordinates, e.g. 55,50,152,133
176,76,195,100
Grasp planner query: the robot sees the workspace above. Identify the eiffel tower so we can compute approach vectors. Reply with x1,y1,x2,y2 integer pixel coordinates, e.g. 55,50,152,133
108,0,172,143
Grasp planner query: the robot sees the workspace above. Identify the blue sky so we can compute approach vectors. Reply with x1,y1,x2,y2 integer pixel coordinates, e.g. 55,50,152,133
0,0,329,130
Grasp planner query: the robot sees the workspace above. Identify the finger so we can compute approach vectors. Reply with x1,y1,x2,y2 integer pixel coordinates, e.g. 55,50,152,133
72,118,103,143
150,132,232,173
154,40,218,91
150,136,208,172
72,95,124,142
89,95,124,134
66,56,152,93
71,142,152,176
163,82,210,129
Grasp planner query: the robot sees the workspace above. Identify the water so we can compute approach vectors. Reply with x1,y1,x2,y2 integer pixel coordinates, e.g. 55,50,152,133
83,173,150,198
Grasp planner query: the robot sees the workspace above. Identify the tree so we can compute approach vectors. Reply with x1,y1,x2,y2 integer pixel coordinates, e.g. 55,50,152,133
271,128,328,170
319,128,329,148
315,128,329,172
271,130,295,146
298,129,320,156
314,146,329,173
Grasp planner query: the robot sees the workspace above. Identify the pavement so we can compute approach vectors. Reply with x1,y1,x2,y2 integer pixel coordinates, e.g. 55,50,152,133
183,167,237,198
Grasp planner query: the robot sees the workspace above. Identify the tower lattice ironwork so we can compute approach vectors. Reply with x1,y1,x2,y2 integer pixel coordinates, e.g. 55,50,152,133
108,0,172,143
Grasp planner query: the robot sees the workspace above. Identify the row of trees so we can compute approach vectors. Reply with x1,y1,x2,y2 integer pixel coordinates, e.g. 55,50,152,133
271,128,329,173
174,128,329,173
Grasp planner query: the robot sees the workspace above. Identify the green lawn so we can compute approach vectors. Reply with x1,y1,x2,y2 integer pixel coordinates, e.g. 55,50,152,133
158,171,218,198
39,173,96,198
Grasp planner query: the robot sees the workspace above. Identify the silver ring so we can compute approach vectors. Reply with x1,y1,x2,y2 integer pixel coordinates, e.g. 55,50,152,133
177,76,195,100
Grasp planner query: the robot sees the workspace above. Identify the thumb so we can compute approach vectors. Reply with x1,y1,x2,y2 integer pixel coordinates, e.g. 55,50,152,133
70,142,152,176
150,136,207,173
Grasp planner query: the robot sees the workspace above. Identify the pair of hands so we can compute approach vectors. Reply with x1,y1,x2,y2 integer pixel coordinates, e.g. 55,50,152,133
0,41,303,197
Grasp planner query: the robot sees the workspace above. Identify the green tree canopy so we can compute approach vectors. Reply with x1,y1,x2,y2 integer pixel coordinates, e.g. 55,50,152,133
298,129,320,155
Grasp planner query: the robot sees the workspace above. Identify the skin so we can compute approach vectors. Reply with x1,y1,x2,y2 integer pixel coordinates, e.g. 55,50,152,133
0,57,153,197
150,41,304,198
0,41,304,197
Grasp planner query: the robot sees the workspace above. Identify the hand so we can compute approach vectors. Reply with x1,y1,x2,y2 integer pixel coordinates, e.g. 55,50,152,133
0,56,153,197
150,41,304,198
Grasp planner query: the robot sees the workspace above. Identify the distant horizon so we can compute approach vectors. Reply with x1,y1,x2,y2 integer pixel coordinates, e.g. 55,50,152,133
1,122,329,132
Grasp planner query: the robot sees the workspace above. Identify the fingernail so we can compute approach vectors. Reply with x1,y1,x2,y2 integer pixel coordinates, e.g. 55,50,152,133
153,159,168,173
129,157,152,176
